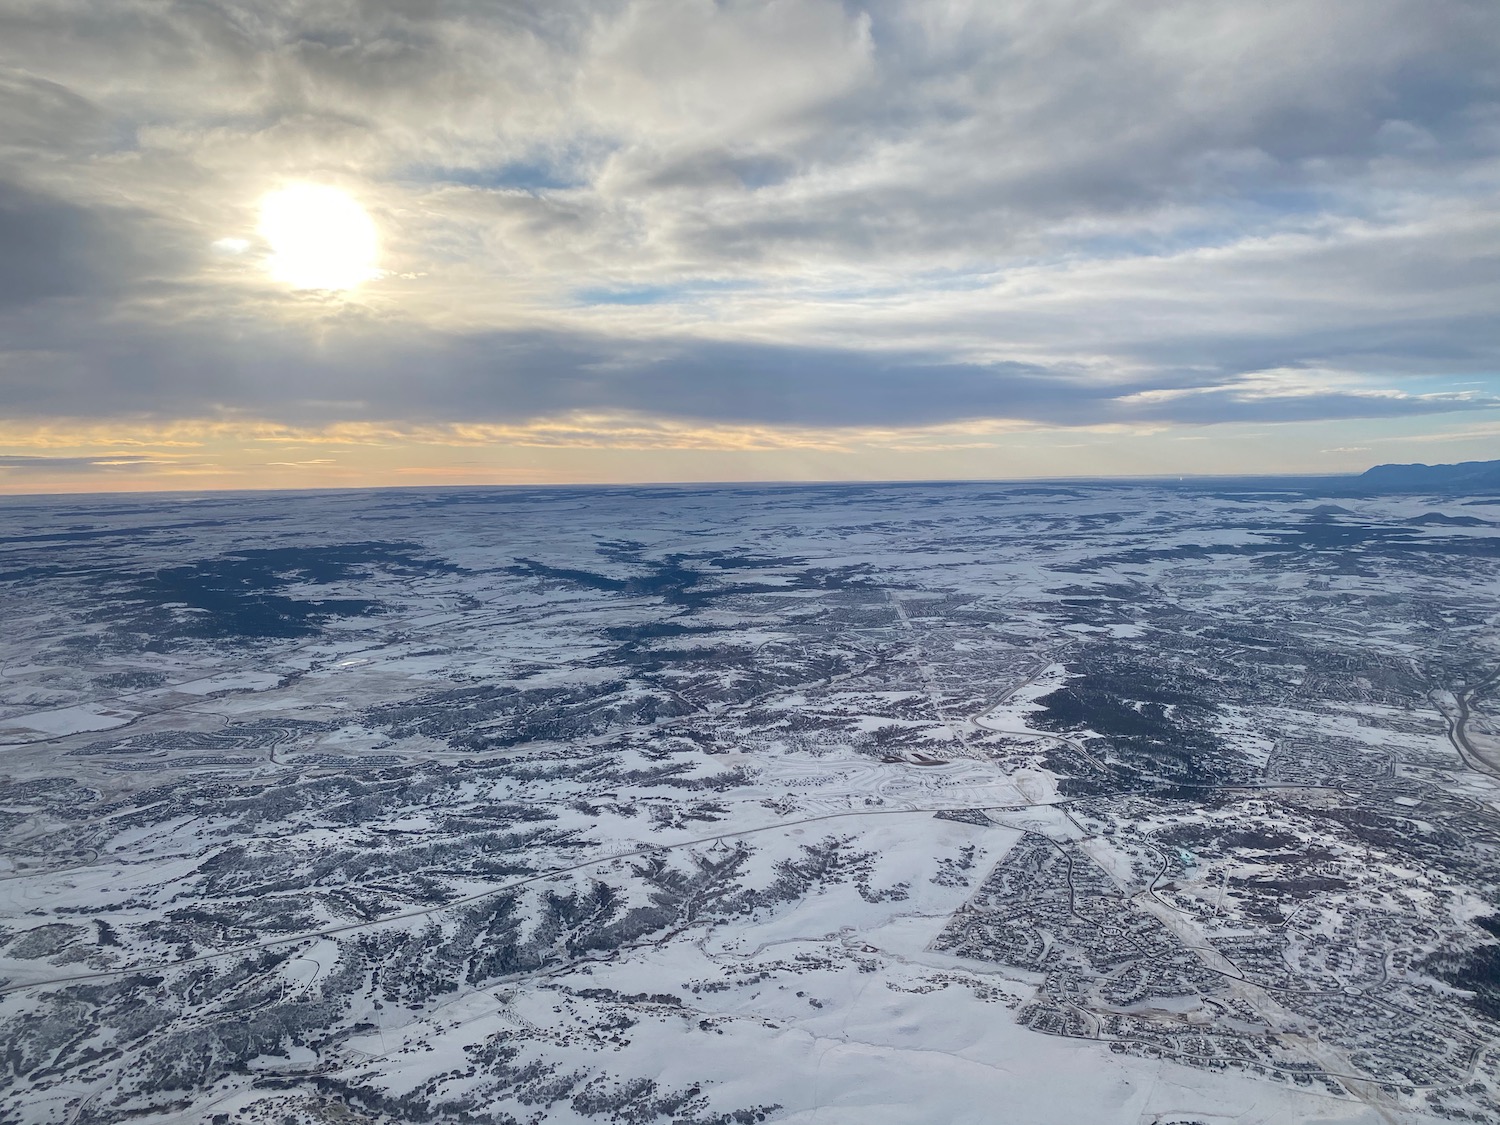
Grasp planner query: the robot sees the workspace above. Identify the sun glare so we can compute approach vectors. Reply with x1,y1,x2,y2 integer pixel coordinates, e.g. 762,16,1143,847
259,184,378,291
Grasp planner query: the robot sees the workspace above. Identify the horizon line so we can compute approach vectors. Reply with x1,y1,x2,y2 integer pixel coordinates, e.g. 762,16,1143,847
0,468,1388,502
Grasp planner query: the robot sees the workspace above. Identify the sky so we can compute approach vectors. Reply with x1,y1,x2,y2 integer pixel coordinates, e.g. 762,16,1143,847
1,0,1498,492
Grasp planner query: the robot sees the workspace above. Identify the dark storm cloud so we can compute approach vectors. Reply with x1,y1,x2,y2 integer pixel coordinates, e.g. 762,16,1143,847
0,0,1497,434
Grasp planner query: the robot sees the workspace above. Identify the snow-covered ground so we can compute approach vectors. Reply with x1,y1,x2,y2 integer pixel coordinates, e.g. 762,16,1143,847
1,481,1498,1124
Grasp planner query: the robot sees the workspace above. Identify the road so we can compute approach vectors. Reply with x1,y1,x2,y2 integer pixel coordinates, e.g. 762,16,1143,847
1440,667,1500,779
972,660,1109,775
886,591,979,759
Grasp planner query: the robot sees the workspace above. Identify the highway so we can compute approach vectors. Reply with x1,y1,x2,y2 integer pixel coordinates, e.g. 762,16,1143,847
1441,667,1500,779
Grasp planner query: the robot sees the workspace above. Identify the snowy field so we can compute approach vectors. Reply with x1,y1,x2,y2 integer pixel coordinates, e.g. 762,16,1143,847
1,481,1499,1124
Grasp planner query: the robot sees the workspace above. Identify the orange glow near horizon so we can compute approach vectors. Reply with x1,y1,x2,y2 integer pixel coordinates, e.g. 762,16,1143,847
0,414,1480,496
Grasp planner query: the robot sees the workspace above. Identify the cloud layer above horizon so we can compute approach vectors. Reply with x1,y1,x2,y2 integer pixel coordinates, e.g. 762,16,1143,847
1,0,1498,486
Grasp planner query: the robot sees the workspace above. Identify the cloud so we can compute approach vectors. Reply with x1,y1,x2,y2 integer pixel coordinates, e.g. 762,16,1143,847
0,0,1496,454
0,179,190,310
3,305,1495,433
0,454,177,474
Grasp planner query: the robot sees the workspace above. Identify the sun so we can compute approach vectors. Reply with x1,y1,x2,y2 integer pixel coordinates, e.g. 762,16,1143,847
259,184,378,291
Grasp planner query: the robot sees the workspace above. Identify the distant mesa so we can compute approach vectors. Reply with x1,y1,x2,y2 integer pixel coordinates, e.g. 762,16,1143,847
1295,503,1355,518
1402,511,1490,527
1357,458,1500,493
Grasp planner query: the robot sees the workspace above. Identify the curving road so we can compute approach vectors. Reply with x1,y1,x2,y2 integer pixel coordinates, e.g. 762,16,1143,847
1441,668,1500,779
